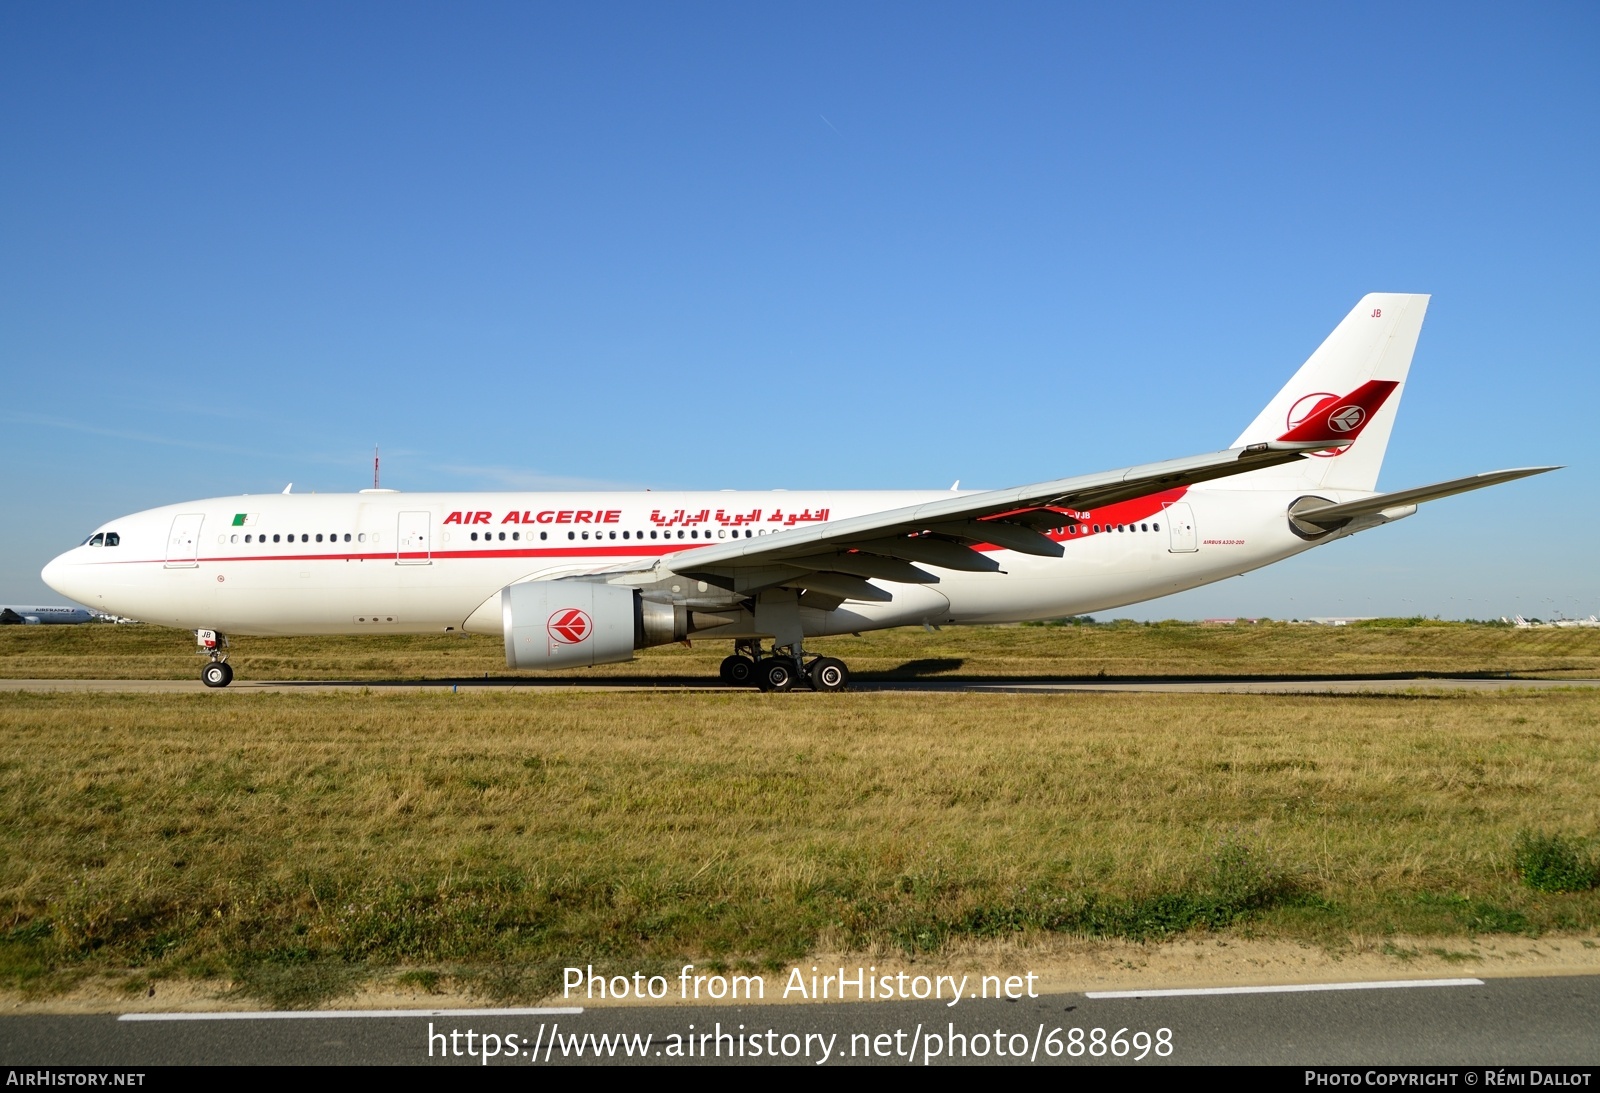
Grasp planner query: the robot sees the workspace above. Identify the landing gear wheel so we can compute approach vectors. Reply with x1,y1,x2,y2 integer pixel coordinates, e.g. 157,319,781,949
757,658,797,693
719,654,756,686
808,657,848,692
201,661,233,688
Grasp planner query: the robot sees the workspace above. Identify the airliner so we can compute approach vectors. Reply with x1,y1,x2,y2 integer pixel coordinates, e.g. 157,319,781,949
0,605,96,625
41,294,1554,691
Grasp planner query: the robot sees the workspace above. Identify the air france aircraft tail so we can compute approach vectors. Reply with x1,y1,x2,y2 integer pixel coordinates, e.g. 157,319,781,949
1229,293,1429,493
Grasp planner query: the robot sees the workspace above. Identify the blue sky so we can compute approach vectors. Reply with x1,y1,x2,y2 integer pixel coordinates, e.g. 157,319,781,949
3,2,1595,619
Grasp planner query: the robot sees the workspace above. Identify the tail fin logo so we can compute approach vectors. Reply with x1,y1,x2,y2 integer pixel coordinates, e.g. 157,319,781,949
1286,392,1347,458
1327,405,1366,432
1279,380,1398,452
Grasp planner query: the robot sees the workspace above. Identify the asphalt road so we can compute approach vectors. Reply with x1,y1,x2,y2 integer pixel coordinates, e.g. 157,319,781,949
3,975,1597,1066
4,677,1598,695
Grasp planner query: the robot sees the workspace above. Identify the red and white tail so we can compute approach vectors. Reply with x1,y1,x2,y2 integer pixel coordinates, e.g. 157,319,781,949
1230,293,1429,492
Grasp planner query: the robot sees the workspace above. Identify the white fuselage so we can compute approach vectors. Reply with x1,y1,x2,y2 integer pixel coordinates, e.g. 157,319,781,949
40,483,1359,639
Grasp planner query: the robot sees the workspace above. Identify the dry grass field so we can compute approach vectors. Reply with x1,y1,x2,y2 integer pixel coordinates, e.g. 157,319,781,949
1,623,1598,1007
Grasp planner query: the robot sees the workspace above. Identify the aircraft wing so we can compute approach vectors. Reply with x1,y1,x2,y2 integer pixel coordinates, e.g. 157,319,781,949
656,442,1325,601
1288,467,1560,530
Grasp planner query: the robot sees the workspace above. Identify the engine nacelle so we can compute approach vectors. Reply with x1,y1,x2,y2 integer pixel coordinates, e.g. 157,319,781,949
500,581,733,669
503,582,638,669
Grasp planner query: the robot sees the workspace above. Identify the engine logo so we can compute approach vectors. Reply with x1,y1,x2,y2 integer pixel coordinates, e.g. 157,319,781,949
1326,404,1365,432
547,608,592,644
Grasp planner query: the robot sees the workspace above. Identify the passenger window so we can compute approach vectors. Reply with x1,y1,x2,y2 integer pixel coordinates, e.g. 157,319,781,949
359,533,366,543
622,531,630,539
512,531,520,541
568,532,575,540
344,533,351,542
650,531,658,539
498,531,506,541
471,532,478,541
1153,523,1161,532
1141,523,1148,532
540,532,547,540
301,534,309,543
316,534,323,542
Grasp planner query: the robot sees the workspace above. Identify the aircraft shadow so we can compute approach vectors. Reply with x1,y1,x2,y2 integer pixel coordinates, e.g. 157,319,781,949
254,666,1589,690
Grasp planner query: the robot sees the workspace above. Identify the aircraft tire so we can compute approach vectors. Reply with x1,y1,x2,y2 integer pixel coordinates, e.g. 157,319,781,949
201,662,233,688
757,658,796,693
808,657,848,692
719,654,756,686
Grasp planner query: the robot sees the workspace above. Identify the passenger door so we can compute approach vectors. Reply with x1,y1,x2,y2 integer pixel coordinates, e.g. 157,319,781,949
164,514,204,568
396,511,432,565
1164,502,1198,553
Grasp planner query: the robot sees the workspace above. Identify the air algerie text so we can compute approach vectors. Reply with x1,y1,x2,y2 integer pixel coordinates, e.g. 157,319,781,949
443,511,622,525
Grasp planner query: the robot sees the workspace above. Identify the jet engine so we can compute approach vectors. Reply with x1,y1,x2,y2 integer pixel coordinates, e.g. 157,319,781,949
500,581,733,669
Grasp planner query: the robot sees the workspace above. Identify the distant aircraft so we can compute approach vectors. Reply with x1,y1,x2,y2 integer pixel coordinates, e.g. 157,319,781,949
0,604,96,625
42,294,1556,689
1509,615,1600,629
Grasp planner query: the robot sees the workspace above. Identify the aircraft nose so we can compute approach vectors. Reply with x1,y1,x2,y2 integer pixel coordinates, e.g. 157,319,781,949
41,551,79,598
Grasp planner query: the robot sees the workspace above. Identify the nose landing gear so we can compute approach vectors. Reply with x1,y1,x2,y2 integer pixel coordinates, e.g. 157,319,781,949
197,629,233,688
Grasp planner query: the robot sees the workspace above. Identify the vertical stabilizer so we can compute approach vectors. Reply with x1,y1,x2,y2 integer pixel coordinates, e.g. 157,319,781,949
1229,293,1428,492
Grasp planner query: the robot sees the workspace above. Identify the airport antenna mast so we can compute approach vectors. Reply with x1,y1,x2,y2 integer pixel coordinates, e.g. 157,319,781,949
373,446,379,491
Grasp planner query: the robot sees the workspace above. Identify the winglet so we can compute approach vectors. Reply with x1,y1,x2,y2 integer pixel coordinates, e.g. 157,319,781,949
1274,380,1399,445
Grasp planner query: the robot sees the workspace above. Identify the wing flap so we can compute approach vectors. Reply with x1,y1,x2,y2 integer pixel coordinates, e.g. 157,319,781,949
923,519,1064,557
786,552,941,584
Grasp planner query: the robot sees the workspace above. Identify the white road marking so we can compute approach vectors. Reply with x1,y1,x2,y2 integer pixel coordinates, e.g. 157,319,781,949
120,1006,584,1022
1086,978,1484,999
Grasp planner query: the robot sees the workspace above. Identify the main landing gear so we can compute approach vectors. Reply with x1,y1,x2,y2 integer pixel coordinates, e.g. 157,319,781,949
197,629,233,688
720,640,849,693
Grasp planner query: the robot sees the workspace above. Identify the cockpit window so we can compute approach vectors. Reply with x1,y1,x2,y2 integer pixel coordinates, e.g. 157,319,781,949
87,533,104,546
105,532,119,546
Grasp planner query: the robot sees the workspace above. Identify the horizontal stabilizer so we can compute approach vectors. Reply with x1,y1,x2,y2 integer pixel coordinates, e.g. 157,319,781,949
1292,467,1559,527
